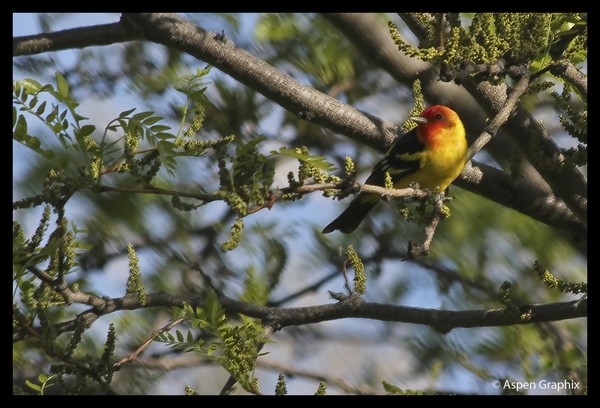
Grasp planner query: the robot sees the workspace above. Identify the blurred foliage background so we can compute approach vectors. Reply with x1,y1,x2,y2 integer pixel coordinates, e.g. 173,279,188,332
13,13,586,395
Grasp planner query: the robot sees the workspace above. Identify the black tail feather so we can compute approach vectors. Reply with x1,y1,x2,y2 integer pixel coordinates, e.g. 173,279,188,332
322,195,378,234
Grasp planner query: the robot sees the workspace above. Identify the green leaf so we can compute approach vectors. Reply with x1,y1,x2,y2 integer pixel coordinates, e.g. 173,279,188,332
119,108,136,118
14,114,28,140
73,112,89,122
55,71,69,98
196,65,212,77
25,380,42,393
150,124,171,133
39,84,54,93
142,115,163,126
78,125,96,137
132,111,155,121
46,106,58,123
21,77,44,94
117,119,129,133
28,96,38,110
204,290,226,327
382,380,403,394
205,343,218,357
155,132,175,140
183,302,195,317
38,373,51,383
25,136,41,149
271,147,336,172
35,101,47,116
190,88,207,102
13,123,56,161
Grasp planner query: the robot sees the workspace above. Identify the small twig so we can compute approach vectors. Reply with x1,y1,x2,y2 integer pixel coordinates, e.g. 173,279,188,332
247,181,428,215
55,206,68,286
26,265,57,286
268,270,340,307
131,353,376,394
435,13,445,50
191,263,223,296
466,72,531,162
98,181,429,218
113,317,185,369
258,359,374,395
101,156,127,174
275,181,428,200
327,247,352,301
13,305,42,339
341,259,353,295
421,194,445,254
98,184,216,202
406,193,446,258
361,183,428,200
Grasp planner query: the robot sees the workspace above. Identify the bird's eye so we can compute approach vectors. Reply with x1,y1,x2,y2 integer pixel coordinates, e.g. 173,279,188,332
434,113,444,121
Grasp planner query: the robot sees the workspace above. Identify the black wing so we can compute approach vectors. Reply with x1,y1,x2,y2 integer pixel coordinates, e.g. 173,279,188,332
364,127,424,186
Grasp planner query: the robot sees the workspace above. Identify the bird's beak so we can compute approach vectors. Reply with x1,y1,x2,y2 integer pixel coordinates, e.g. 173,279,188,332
409,116,428,124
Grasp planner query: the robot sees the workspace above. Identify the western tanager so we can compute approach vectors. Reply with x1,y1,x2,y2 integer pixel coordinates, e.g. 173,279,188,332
322,105,468,234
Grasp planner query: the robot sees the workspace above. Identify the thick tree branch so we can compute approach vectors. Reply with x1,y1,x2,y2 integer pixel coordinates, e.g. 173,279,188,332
245,295,587,334
13,20,141,56
549,62,587,99
456,162,586,252
321,13,487,144
503,106,587,224
13,284,587,342
123,13,399,151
